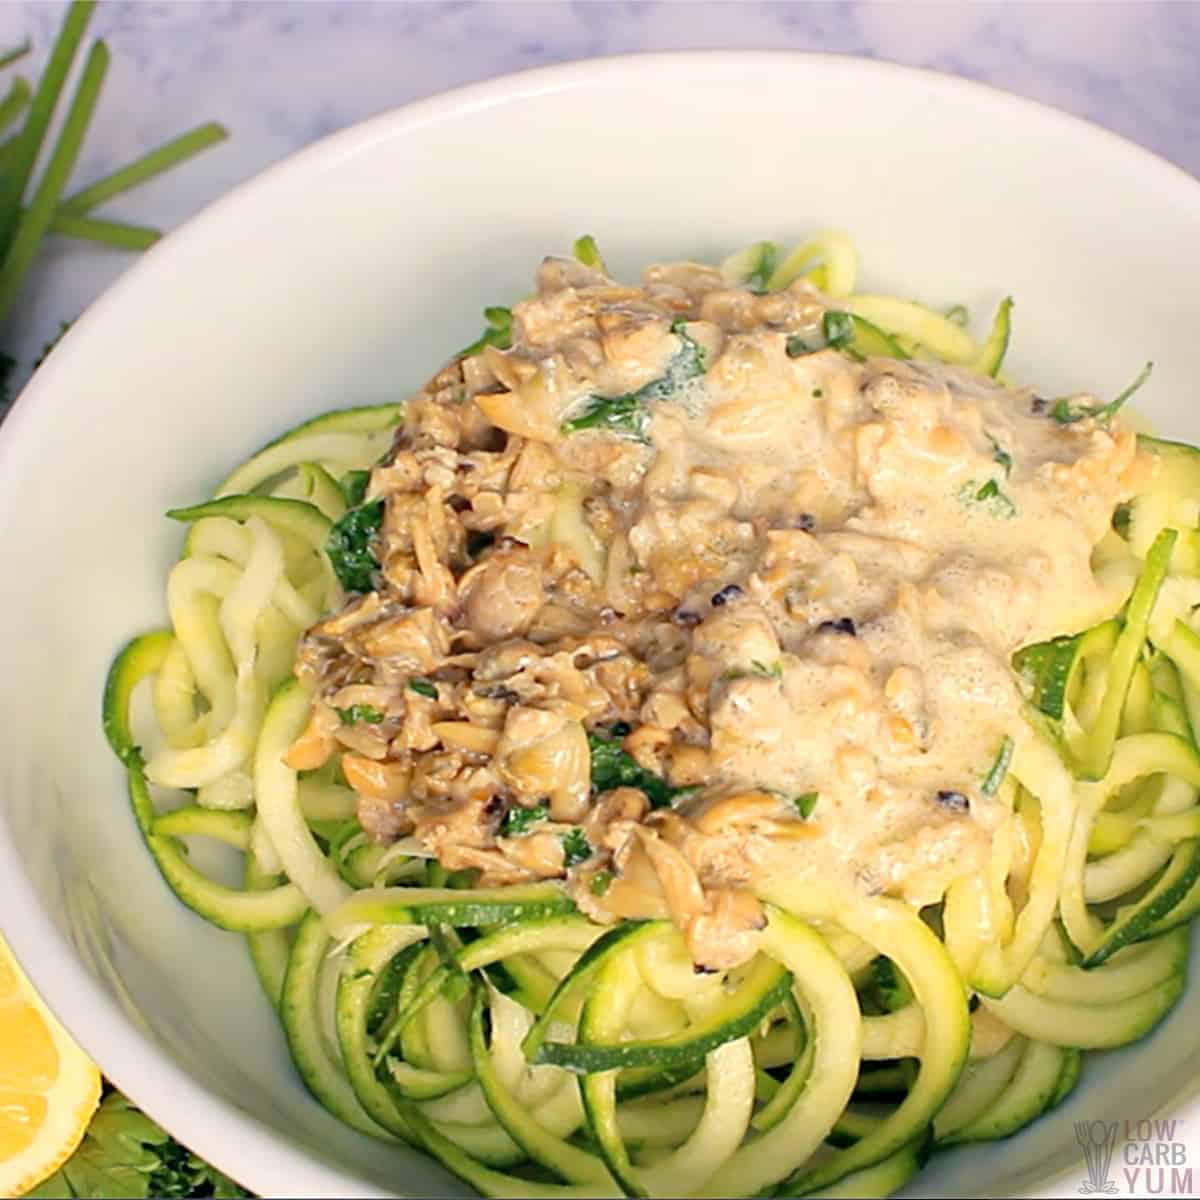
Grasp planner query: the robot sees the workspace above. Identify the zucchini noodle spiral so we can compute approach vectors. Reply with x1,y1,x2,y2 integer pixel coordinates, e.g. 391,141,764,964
104,233,1196,1198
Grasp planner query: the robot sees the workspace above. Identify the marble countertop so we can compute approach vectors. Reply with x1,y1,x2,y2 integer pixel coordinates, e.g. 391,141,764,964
0,0,1196,388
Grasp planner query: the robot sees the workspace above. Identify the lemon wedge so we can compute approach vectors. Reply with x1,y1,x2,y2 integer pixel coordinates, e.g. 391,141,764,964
0,933,101,1198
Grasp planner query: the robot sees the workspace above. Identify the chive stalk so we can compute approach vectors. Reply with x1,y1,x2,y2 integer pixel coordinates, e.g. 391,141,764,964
0,38,109,317
57,121,228,216
0,75,30,136
0,0,95,260
49,212,160,251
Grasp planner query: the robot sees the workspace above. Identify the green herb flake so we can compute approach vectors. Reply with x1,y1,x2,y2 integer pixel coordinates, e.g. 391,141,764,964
563,319,707,438
590,869,614,895
793,791,819,819
989,436,1013,475
786,334,815,358
588,730,688,809
408,677,438,700
561,827,591,868
503,804,549,836
1113,502,1132,537
959,478,1016,519
337,703,385,725
326,497,384,593
573,233,607,272
981,735,1014,797
1047,362,1153,427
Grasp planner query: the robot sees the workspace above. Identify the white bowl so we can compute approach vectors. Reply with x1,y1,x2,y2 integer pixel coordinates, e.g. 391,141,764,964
2,51,1199,1200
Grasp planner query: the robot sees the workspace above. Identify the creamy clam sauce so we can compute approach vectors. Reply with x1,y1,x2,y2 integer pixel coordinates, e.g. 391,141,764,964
292,256,1147,969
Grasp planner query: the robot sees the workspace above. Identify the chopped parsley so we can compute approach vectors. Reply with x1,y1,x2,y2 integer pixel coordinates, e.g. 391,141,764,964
988,436,1013,475
562,318,707,439
1047,362,1153,426
408,677,438,700
503,805,549,836
587,730,689,809
326,498,384,593
981,735,1014,797
337,704,385,725
573,233,607,272
590,869,614,895
959,477,1016,518
793,791,819,819
745,241,778,290
1113,502,1132,537
561,391,647,438
561,827,592,868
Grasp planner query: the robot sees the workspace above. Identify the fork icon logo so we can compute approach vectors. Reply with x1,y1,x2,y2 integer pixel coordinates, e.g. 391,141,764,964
1076,1121,1120,1194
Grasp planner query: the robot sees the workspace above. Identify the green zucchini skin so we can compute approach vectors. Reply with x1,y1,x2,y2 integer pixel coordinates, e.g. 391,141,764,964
538,952,792,1074
216,403,401,496
169,493,332,554
1085,840,1200,966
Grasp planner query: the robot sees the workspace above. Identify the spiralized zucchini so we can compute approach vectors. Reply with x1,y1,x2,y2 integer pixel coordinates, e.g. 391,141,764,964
101,242,1200,1199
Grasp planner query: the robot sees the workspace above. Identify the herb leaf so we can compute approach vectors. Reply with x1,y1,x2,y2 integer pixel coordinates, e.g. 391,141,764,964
590,869,613,895
326,497,384,593
981,735,1014,797
587,730,689,809
960,478,1016,518
573,233,607,272
408,677,438,700
503,804,549,836
27,1092,245,1199
989,436,1013,475
563,319,707,438
1047,362,1153,426
337,704,385,725
561,826,591,868
793,791,819,819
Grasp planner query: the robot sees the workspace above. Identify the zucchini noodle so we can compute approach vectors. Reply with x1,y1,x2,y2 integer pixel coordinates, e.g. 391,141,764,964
101,235,1199,1198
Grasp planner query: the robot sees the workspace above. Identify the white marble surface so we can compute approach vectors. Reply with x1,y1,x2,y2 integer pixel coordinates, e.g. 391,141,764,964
0,0,1197,386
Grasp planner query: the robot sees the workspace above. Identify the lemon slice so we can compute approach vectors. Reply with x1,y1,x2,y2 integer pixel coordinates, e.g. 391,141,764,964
0,933,101,1198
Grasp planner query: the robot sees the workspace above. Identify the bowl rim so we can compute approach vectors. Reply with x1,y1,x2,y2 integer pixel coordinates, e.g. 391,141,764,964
2,46,1199,1200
